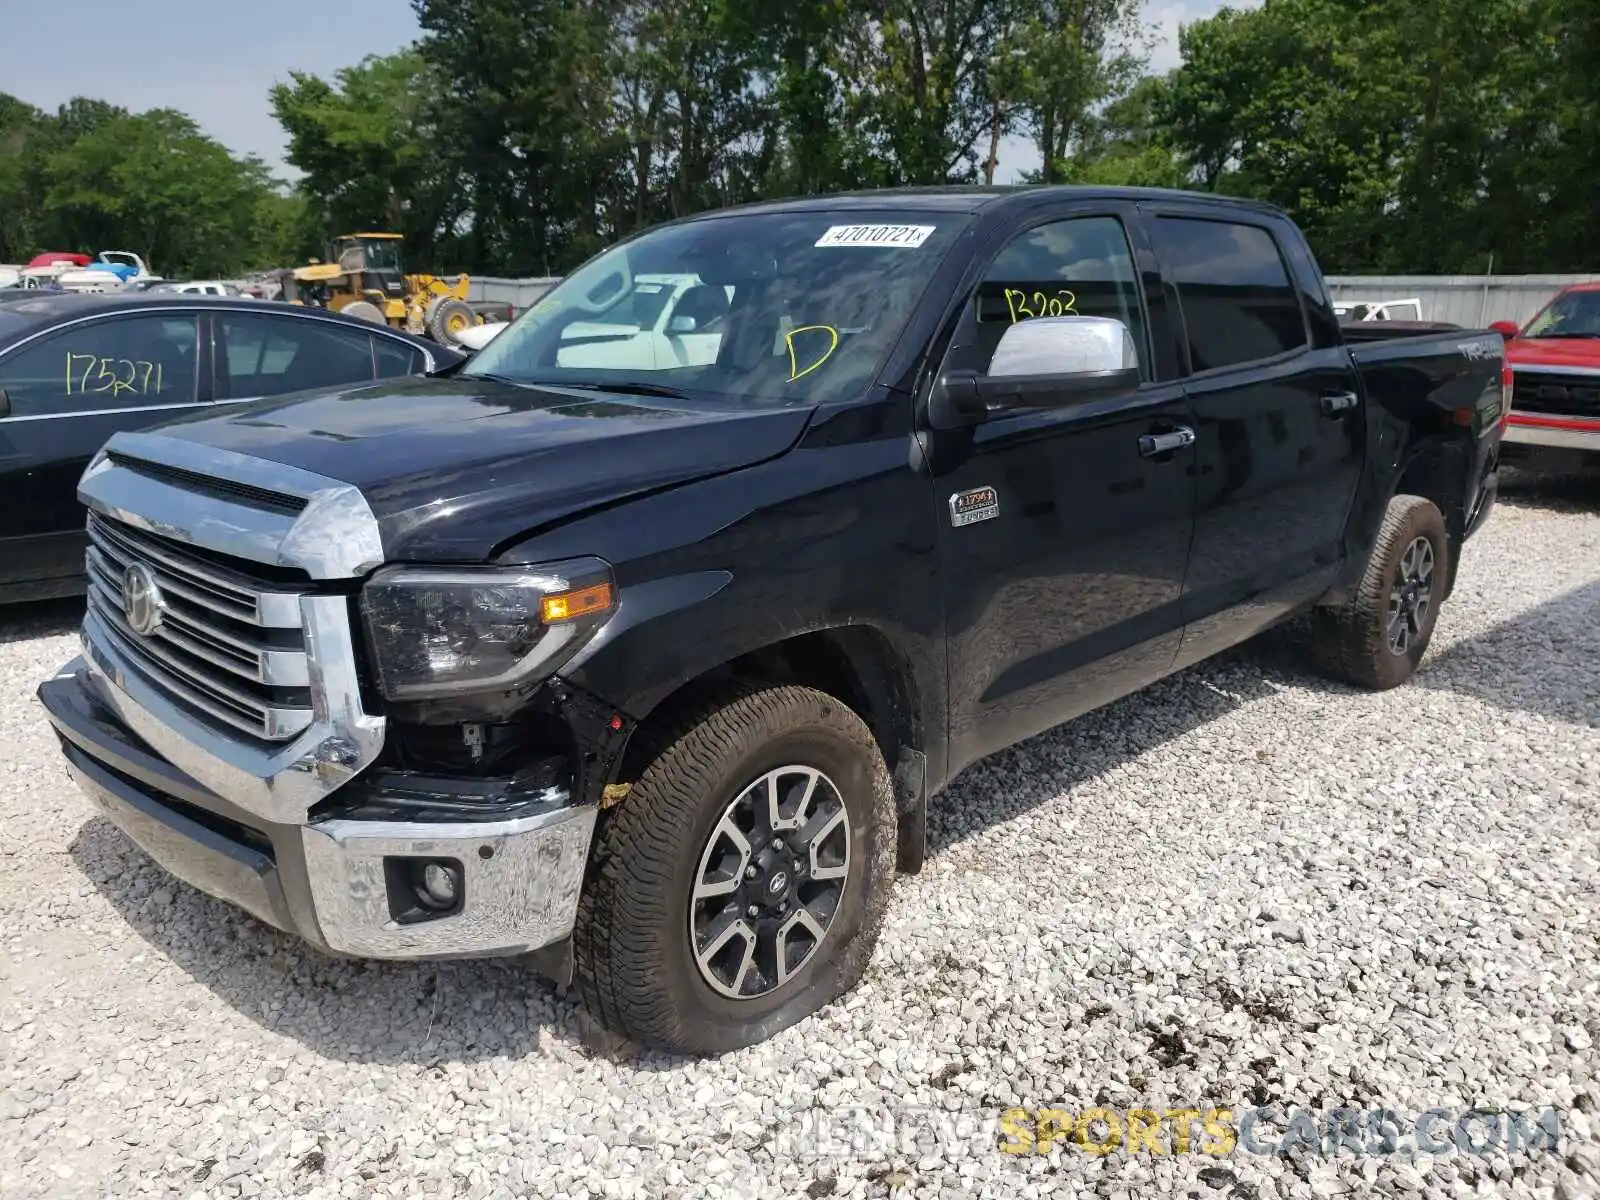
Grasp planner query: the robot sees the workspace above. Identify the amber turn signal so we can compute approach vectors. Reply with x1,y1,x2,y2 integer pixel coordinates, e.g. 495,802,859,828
541,582,615,624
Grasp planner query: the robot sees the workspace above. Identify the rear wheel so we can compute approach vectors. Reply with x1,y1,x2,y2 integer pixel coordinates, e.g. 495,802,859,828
573,684,896,1055
1308,494,1451,690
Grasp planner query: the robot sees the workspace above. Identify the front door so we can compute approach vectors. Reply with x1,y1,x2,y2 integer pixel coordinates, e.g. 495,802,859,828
1141,209,1366,666
929,208,1198,776
0,311,206,595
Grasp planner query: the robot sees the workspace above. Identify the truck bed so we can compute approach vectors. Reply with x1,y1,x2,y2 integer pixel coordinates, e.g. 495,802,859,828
1338,319,1464,342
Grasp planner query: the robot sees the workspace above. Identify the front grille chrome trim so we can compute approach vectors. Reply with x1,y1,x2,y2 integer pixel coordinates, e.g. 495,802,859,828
74,431,386,825
87,510,304,628
81,431,386,580
84,547,311,689
84,595,312,741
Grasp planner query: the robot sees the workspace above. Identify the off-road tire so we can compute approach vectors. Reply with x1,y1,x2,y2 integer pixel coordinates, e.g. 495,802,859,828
1308,494,1451,690
424,297,476,345
337,299,385,325
573,683,897,1056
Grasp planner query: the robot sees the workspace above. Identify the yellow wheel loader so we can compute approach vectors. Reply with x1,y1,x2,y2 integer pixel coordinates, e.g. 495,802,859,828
285,234,509,346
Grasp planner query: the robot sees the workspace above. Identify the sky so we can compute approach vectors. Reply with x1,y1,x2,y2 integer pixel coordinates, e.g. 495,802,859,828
3,0,1257,185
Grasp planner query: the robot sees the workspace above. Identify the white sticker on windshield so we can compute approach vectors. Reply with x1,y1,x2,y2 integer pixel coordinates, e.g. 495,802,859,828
815,224,936,249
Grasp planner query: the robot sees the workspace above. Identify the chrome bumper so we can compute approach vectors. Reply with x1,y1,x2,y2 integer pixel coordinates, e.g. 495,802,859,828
1503,417,1600,452
300,809,595,959
42,657,595,960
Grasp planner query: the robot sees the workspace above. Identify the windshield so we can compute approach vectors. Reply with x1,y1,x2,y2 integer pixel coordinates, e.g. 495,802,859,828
360,240,401,271
1522,290,1600,339
462,210,967,405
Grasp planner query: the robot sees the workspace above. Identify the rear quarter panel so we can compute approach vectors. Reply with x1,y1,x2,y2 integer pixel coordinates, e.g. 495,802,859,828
1340,329,1505,581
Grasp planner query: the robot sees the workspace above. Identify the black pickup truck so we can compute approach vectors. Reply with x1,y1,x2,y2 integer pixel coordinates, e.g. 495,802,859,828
39,187,1505,1055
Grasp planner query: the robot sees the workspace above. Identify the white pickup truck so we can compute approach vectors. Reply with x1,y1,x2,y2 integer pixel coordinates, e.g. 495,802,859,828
453,273,733,363
1332,297,1426,322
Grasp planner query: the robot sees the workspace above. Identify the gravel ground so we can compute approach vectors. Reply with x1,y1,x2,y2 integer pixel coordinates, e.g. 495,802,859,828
2,476,1597,1200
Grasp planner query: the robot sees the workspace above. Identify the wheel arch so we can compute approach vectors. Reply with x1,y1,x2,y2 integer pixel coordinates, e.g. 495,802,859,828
1324,426,1474,609
1390,432,1474,598
609,623,932,874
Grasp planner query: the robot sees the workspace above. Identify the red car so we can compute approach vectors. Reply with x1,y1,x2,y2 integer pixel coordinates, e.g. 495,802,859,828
1493,283,1600,473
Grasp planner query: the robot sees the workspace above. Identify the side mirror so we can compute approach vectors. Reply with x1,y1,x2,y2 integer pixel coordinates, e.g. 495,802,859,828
930,316,1142,428
666,315,698,335
1489,320,1520,339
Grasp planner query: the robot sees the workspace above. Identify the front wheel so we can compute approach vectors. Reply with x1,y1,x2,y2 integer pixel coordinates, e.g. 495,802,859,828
573,684,897,1055
1308,494,1451,690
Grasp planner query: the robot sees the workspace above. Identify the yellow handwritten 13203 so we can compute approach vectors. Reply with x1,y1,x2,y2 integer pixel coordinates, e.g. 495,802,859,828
65,353,163,397
1004,288,1079,323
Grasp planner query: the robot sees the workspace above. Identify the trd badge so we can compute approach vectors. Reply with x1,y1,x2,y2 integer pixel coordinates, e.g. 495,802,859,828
949,486,999,527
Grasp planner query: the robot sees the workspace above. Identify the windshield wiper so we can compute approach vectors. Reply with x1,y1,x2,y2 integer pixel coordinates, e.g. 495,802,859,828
463,370,534,387
539,379,694,400
1524,332,1600,340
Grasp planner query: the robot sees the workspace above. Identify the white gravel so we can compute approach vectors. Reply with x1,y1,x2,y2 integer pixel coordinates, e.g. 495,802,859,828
2,477,1597,1200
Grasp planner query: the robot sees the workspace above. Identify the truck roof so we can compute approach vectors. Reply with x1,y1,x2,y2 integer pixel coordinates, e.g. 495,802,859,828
682,185,1290,221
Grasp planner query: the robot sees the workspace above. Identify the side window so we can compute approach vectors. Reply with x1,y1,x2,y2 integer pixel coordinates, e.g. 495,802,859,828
1151,218,1308,372
373,336,421,378
958,215,1151,382
218,314,376,399
0,315,200,417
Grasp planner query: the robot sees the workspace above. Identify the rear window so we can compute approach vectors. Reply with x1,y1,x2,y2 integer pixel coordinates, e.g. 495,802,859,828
1152,217,1309,372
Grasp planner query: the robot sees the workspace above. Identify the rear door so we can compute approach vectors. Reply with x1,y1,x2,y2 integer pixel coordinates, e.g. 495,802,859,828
211,311,380,401
1141,206,1365,667
932,201,1198,773
0,309,208,593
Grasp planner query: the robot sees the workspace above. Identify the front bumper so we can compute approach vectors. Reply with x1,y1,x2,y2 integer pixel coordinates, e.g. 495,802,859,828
1503,414,1600,454
40,658,595,960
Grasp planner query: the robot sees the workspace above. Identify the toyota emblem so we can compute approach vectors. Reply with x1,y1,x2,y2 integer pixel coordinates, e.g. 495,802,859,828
122,563,166,637
767,871,789,895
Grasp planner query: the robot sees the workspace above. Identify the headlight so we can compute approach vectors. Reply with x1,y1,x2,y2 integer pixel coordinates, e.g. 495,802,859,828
360,559,617,700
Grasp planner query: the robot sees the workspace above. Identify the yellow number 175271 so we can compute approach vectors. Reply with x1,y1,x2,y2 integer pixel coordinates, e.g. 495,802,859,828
64,353,162,397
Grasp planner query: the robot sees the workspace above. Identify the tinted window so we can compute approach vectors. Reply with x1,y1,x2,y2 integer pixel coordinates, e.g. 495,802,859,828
0,314,200,416
218,314,375,399
1153,218,1307,371
939,215,1150,382
373,336,421,378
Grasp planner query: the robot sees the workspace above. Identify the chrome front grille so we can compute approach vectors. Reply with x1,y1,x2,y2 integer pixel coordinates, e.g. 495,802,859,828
84,512,315,742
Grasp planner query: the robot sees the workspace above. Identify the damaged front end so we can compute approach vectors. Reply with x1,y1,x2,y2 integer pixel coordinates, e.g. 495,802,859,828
38,431,636,979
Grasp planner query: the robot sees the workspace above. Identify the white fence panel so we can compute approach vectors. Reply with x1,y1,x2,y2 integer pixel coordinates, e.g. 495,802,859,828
1326,275,1600,328
466,276,563,311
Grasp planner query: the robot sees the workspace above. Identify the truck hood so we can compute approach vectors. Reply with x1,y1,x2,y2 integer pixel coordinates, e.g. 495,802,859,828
152,375,814,561
1505,337,1600,370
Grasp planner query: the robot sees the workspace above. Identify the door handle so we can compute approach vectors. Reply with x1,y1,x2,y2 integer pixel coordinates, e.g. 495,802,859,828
1137,426,1196,458
1320,390,1359,417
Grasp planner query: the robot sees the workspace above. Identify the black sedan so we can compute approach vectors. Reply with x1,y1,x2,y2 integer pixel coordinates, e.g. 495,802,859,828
0,292,461,602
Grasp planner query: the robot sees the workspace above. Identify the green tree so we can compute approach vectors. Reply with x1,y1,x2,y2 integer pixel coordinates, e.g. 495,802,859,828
1064,74,1188,187
38,108,281,275
413,0,625,273
270,50,453,268
832,0,1022,185
1157,0,1588,272
998,0,1146,184
0,94,45,261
